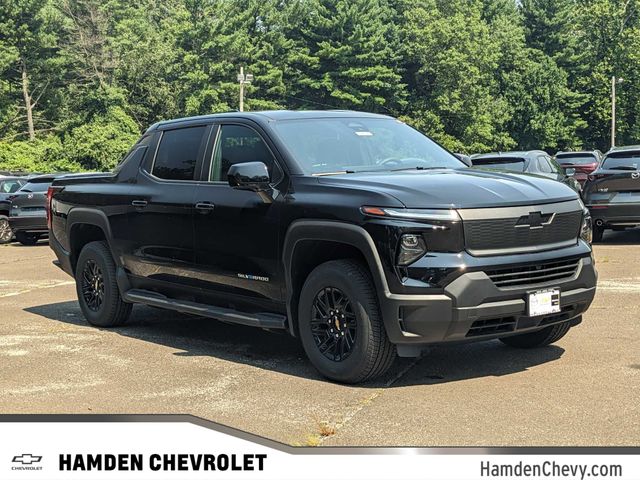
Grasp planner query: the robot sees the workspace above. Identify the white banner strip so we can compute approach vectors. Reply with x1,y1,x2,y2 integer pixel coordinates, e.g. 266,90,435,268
0,422,637,480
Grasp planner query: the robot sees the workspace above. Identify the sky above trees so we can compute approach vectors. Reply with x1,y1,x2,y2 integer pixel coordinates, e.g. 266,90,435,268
1,0,639,172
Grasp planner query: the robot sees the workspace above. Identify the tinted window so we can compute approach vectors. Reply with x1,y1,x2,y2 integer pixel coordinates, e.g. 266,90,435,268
210,125,277,181
537,156,552,173
602,153,640,170
20,181,51,193
152,126,206,181
547,156,561,173
472,157,526,172
556,153,598,165
1,180,24,193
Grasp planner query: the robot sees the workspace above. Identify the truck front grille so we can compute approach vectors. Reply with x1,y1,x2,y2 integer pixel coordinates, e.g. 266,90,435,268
458,200,583,256
485,258,581,288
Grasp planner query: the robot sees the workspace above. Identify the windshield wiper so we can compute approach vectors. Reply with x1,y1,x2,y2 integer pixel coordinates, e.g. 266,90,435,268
312,170,356,176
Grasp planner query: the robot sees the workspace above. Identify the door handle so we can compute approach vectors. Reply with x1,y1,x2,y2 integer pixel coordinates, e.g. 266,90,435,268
131,200,148,208
195,202,215,213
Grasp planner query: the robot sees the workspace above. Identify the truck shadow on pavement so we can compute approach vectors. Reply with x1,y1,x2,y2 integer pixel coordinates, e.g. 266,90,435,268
26,301,565,388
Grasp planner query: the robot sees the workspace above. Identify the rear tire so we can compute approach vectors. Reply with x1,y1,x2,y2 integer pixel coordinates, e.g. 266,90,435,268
0,215,12,244
76,241,132,327
500,321,572,348
298,259,396,383
592,225,604,243
15,232,39,246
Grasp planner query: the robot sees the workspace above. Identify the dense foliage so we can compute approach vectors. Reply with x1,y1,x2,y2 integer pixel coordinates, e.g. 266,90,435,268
1,0,639,172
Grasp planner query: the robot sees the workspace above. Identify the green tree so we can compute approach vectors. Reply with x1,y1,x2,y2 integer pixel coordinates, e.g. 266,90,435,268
0,0,65,141
285,0,406,112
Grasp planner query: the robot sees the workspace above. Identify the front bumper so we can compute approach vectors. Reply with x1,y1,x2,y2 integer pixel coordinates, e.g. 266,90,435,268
379,253,597,349
8,214,48,234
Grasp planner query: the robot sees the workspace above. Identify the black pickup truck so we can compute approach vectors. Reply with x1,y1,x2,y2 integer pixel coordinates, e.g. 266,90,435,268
48,111,597,383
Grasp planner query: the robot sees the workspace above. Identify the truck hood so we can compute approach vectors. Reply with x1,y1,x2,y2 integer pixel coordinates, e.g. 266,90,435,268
317,168,578,209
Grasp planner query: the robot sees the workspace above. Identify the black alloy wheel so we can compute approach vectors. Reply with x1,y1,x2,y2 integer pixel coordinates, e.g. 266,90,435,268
81,259,105,312
311,287,357,362
0,217,12,244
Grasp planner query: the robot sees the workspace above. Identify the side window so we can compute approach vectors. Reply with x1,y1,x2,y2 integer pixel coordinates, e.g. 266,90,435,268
1,180,23,193
209,125,278,182
537,156,552,173
547,156,560,173
152,126,206,181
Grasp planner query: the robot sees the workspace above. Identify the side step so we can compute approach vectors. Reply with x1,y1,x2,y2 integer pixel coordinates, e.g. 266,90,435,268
122,289,287,330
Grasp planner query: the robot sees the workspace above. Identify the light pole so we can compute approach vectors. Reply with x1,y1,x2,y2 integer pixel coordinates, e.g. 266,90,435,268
611,76,624,149
237,66,253,112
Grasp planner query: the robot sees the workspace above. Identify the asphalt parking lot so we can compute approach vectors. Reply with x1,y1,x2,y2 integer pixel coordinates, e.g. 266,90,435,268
0,234,638,447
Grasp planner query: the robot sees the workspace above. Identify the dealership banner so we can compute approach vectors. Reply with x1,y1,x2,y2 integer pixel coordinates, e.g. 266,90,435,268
0,416,637,480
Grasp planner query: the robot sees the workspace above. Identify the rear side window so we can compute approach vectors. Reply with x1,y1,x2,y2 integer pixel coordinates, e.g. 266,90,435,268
152,126,206,181
537,156,552,173
20,181,51,193
1,180,24,193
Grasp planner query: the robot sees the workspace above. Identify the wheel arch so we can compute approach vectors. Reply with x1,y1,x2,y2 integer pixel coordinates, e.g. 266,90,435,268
66,208,114,274
283,220,390,337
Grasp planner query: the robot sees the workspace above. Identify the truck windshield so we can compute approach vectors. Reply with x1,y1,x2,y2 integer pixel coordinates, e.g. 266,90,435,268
271,117,464,175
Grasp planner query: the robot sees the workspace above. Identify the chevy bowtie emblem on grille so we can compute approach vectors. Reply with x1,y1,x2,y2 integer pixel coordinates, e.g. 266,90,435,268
12,454,42,465
515,211,554,229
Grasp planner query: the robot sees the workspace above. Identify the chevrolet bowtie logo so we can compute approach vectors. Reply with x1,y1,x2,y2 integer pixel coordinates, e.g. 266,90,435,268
12,454,42,465
515,211,554,229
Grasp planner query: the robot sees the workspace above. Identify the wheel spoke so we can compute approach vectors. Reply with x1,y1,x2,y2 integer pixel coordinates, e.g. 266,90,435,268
311,286,357,362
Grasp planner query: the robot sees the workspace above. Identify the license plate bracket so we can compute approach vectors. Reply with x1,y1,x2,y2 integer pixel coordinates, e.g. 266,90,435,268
527,288,561,317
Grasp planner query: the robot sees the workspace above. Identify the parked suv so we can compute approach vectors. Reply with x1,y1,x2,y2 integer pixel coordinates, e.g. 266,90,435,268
0,176,28,243
9,174,66,245
471,151,582,193
583,145,640,242
48,111,597,383
555,151,602,186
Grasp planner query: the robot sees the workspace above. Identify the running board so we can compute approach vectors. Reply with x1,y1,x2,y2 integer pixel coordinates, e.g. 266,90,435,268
123,289,287,330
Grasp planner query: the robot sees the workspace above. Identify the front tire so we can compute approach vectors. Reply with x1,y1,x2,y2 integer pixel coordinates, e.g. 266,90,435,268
298,259,396,383
500,321,572,348
0,215,12,244
76,241,132,327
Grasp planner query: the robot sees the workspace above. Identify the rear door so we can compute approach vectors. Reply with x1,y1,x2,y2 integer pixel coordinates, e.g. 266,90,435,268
123,123,212,293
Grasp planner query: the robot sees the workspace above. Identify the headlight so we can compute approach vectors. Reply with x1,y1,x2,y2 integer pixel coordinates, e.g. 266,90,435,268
397,234,427,265
580,208,592,244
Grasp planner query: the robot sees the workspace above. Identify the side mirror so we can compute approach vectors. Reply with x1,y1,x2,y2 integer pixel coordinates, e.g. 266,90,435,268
564,167,576,176
454,153,472,167
228,162,271,192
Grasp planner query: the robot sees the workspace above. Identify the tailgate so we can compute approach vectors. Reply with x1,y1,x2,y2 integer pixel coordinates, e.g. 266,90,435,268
10,191,48,216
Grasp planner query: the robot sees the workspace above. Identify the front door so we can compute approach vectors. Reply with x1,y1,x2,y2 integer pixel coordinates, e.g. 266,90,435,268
192,123,284,308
